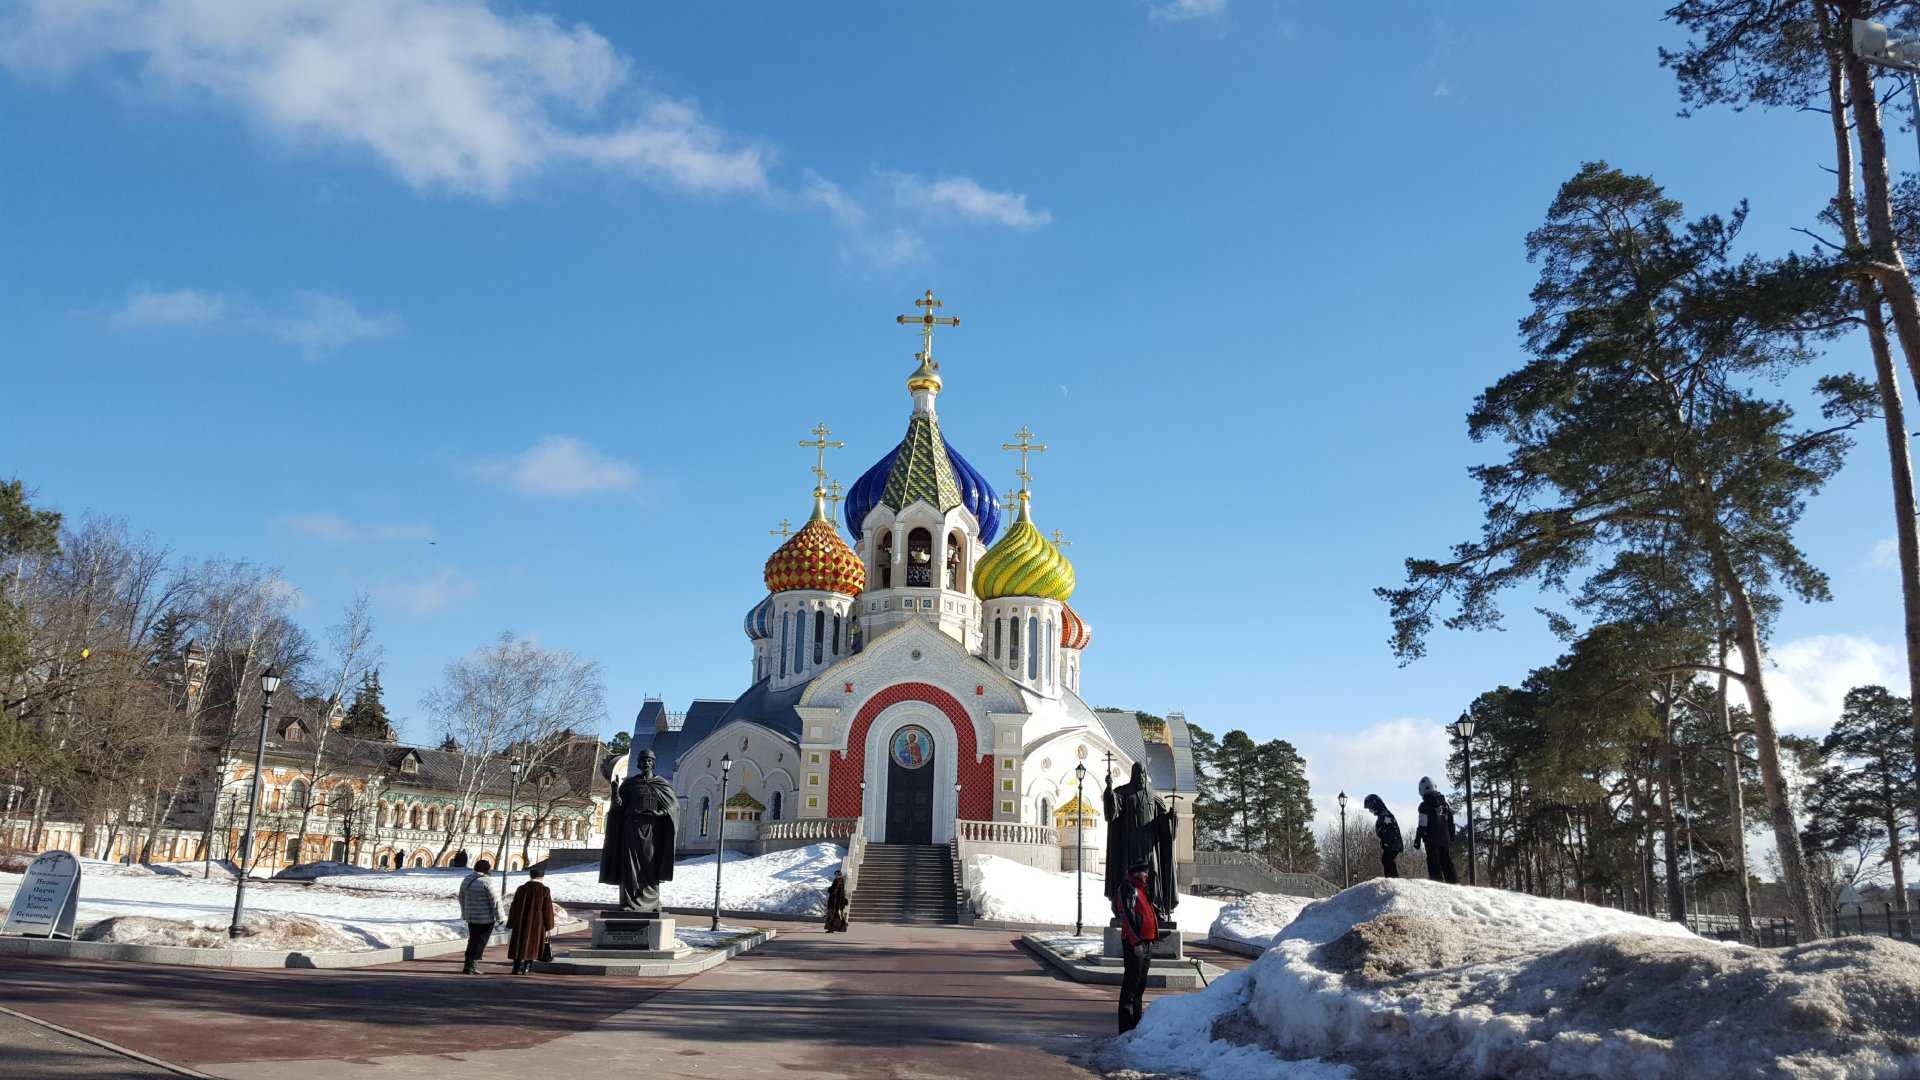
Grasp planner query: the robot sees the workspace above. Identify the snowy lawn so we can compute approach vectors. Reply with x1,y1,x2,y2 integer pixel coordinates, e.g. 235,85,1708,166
963,854,1223,931
1208,892,1315,952
293,842,846,917
1097,878,1920,1080
0,859,480,950
1029,931,1105,961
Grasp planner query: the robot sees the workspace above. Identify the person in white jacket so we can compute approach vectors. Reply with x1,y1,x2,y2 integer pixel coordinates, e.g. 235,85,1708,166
458,859,502,974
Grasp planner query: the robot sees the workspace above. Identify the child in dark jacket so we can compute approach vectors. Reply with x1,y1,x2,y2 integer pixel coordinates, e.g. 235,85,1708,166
1362,794,1403,878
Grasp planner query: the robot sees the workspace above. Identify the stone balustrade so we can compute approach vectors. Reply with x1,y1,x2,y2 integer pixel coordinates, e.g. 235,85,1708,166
756,816,861,854
954,818,1061,873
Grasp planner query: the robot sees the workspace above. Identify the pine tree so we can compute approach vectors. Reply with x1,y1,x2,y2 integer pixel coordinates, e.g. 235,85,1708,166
1807,686,1917,935
340,670,392,741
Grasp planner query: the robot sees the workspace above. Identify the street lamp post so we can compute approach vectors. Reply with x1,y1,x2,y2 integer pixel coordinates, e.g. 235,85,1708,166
1074,762,1087,936
228,667,280,938
1338,791,1350,888
712,754,733,930
501,759,524,904
1454,711,1477,886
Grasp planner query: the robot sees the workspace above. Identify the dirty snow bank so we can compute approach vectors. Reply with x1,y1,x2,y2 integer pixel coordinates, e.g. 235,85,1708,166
1099,878,1920,1080
80,912,372,951
964,854,1222,930
1208,893,1314,952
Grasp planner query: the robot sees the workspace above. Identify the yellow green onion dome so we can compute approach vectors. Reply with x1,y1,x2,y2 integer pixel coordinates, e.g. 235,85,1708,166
973,492,1075,602
1060,603,1092,650
765,491,866,596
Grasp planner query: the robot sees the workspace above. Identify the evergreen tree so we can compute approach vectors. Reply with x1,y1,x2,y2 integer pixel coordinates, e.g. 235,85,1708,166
606,730,631,757
1806,685,1916,934
340,670,392,741
1184,720,1234,849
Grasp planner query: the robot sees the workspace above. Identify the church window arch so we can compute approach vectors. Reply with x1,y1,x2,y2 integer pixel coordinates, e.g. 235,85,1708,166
1009,617,1020,668
410,805,424,830
771,790,783,821
779,612,790,677
945,531,962,589
906,528,934,587
1044,618,1054,685
994,618,1003,659
793,610,806,672
813,610,825,665
699,796,711,837
1028,616,1039,680
427,806,441,832
878,530,893,588
832,613,842,656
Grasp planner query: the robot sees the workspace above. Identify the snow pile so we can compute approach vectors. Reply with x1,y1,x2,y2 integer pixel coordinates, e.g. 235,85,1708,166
1208,892,1315,952
1099,878,1920,1080
963,854,1223,930
1030,931,1105,961
80,912,372,951
292,842,847,916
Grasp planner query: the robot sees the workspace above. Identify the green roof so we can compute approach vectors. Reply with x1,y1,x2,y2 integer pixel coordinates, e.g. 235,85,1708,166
880,414,963,513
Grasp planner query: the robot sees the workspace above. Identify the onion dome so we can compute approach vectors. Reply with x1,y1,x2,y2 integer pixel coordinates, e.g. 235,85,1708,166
974,491,1075,601
1060,603,1092,650
844,419,1000,545
743,594,774,641
765,490,866,596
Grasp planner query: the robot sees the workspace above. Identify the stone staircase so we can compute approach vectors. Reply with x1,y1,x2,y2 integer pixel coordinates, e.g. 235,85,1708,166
850,843,958,924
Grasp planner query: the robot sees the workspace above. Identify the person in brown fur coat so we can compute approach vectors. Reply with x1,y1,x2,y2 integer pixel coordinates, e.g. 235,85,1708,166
505,866,557,975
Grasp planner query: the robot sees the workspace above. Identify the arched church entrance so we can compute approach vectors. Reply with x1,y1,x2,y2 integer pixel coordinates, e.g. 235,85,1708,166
885,724,936,844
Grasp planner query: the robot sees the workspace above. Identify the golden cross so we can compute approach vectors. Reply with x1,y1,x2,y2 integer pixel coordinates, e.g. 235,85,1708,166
998,491,1021,518
1050,529,1072,548
770,518,793,541
1001,426,1047,492
799,422,845,488
896,289,959,365
824,481,846,514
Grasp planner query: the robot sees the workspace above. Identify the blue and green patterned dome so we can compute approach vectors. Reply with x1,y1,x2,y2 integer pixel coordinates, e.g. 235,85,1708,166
844,416,1000,544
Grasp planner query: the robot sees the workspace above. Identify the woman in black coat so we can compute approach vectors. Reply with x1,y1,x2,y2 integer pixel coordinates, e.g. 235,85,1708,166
824,871,851,932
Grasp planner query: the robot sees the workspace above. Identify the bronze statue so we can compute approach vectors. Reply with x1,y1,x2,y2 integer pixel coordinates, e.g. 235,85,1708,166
599,749,679,912
1103,761,1178,917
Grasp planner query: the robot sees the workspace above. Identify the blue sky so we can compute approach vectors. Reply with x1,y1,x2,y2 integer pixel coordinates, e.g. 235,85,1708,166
1,1,1909,817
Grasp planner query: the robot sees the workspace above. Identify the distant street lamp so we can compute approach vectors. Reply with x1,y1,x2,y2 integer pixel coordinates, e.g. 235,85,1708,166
1337,791,1350,888
501,759,524,904
1074,762,1087,936
228,667,280,938
712,754,733,930
1454,711,1478,886
1853,20,1920,161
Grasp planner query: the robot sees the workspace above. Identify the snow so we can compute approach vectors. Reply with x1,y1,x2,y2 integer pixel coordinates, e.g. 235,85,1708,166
1029,931,1105,961
1099,878,1920,1080
962,854,1223,930
290,842,847,917
0,845,844,951
1208,892,1315,951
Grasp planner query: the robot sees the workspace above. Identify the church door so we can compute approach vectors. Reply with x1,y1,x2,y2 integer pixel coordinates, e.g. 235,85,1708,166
884,724,936,845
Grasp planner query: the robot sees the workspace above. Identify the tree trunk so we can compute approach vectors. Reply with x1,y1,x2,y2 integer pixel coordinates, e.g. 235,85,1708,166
1711,539,1823,940
1717,627,1756,942
1659,685,1687,922
1823,18,1920,890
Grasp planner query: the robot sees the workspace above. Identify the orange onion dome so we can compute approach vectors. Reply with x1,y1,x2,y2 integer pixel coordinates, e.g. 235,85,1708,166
1060,603,1092,650
764,491,866,596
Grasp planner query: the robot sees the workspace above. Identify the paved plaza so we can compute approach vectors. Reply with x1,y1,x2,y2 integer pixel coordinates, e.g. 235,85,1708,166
0,918,1248,1080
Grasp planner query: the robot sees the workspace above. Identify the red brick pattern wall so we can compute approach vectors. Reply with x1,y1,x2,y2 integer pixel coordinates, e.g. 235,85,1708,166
827,681,994,820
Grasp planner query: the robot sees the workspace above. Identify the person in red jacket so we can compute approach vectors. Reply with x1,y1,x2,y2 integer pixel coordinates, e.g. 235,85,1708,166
1112,861,1160,1034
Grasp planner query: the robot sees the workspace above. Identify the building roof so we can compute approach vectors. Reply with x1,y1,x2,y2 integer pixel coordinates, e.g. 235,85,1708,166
256,714,604,803
845,414,1000,544
974,493,1075,602
1091,708,1196,795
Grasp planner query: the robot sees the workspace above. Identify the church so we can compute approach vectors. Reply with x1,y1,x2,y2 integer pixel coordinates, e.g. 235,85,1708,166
629,292,1196,881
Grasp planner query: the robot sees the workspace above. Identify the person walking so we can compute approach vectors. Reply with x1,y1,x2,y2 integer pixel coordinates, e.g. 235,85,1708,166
505,865,556,975
1412,778,1458,884
1362,794,1403,879
1112,861,1159,1034
458,858,502,974
823,870,851,933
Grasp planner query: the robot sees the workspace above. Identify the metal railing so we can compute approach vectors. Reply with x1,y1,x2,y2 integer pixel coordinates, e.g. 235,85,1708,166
957,819,1060,847
1192,849,1341,899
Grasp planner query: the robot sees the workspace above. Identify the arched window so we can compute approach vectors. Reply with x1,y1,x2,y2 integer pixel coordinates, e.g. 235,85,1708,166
906,528,934,587
1028,616,1039,680
427,806,441,832
771,791,783,821
333,787,353,816
792,609,806,672
813,610,825,664
1009,617,1020,668
288,780,308,812
410,805,423,830
832,613,842,656
1040,797,1051,826
699,796,711,837
878,531,893,588
945,532,962,589
994,618,1003,659
1045,618,1054,685
779,612,790,677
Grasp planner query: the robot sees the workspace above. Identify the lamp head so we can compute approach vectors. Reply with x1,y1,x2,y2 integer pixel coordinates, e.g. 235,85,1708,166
1456,711,1476,739
1338,790,1348,809
260,667,281,695
720,753,733,774
1075,762,1087,781
509,759,524,780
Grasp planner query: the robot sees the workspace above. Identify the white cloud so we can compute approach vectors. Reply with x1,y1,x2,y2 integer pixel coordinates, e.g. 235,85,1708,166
0,0,768,201
1869,537,1899,569
278,512,435,543
800,171,866,227
259,575,308,611
1301,716,1455,830
856,226,927,268
475,435,638,498
1749,633,1902,734
270,291,400,355
375,567,475,616
1433,82,1452,98
888,173,1052,229
1150,0,1226,22
112,288,227,326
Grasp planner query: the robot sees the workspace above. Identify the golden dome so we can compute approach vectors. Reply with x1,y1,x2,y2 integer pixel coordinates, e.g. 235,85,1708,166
764,491,866,596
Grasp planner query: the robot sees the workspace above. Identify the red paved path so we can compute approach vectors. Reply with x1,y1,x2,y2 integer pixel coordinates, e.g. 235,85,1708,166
0,918,1250,1080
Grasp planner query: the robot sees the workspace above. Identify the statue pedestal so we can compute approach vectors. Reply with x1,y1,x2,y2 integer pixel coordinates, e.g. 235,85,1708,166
1103,919,1183,960
587,911,683,956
